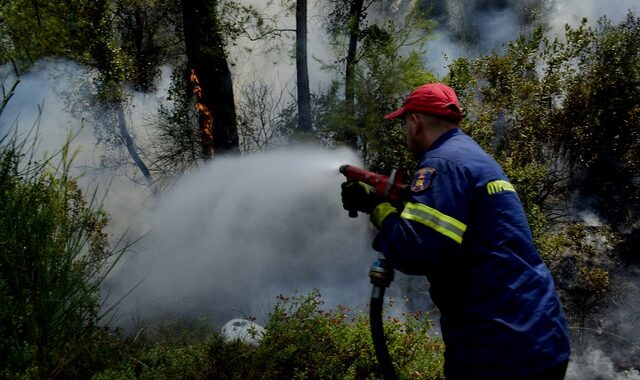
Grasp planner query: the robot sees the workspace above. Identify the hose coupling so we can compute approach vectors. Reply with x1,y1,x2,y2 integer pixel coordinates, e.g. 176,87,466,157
369,259,394,288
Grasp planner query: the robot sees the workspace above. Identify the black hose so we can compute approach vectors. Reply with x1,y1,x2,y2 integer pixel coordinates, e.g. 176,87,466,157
370,286,398,380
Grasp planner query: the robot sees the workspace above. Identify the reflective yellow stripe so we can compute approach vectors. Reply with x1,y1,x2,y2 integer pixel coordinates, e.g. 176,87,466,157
371,202,397,229
401,202,467,244
486,180,515,195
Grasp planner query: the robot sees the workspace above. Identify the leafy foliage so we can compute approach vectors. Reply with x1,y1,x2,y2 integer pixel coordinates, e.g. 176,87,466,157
317,4,436,175
445,15,640,332
257,290,444,379
113,0,183,92
0,0,100,66
0,131,125,379
94,291,444,379
149,67,203,186
553,14,640,226
0,0,133,90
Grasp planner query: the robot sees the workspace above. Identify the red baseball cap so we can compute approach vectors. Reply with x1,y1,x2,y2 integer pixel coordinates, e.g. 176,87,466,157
383,82,462,121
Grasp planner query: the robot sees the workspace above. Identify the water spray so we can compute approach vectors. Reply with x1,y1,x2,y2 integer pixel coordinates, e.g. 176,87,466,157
102,147,372,331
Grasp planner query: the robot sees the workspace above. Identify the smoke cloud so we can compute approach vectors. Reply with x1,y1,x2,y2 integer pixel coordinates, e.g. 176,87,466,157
0,60,164,241
1,60,378,331
546,0,640,35
229,0,333,109
567,349,640,380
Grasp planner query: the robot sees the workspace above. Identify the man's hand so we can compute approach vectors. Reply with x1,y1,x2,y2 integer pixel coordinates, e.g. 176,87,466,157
341,181,382,215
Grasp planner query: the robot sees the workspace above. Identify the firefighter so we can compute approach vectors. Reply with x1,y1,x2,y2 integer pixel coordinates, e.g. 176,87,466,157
341,83,571,379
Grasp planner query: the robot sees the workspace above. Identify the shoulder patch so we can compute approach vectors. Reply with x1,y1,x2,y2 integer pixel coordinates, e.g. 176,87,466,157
411,167,436,192
486,180,516,195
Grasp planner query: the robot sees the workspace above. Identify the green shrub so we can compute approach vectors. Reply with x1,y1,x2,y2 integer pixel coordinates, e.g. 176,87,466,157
0,131,125,379
95,291,444,379
255,290,444,379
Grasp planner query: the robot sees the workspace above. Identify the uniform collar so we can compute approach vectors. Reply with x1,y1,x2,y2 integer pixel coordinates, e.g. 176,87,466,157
427,127,461,152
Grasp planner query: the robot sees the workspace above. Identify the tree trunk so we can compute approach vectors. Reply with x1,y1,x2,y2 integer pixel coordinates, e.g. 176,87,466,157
345,0,363,115
181,0,239,158
296,0,312,133
131,4,153,92
344,0,364,149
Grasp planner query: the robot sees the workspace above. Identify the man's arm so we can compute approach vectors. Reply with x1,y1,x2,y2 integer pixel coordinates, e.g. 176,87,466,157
370,158,470,275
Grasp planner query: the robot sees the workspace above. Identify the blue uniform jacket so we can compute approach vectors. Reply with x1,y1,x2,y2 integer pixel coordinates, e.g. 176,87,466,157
372,128,570,378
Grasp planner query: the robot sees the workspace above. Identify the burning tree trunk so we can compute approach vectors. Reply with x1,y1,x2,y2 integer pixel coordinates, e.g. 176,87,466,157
188,69,216,158
181,0,239,158
296,0,312,133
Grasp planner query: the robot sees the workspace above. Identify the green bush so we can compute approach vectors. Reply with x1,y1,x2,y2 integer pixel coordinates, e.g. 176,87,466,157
255,290,444,379
94,318,264,380
0,131,125,379
95,291,444,379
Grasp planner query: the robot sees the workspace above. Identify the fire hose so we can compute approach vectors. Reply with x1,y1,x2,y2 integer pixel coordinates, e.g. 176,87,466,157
340,164,404,380
369,256,397,380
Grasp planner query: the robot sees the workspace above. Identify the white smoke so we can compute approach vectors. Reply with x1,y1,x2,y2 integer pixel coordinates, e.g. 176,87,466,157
547,0,640,35
567,349,640,380
1,61,95,165
422,0,640,77
229,0,334,108
0,60,166,241
570,265,640,378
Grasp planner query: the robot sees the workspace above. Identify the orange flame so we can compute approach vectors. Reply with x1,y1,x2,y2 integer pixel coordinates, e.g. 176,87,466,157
190,69,214,158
